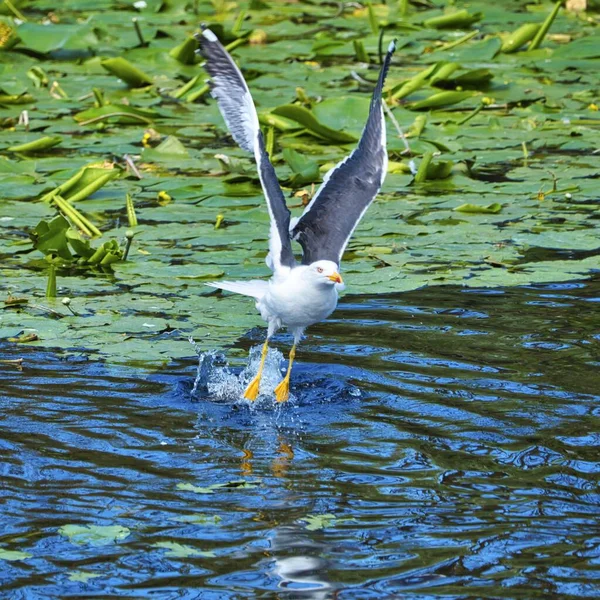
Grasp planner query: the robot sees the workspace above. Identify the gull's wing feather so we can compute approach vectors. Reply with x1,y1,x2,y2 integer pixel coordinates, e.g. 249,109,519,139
196,27,294,271
291,40,396,266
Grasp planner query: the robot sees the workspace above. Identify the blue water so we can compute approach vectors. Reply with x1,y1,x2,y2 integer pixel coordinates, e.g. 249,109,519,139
1,281,599,598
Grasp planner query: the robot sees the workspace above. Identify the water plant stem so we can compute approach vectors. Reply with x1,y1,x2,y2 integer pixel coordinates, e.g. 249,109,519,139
133,18,145,46
53,196,102,238
529,0,563,51
123,230,135,260
457,102,485,125
433,30,479,53
46,264,57,298
414,151,433,184
126,193,138,227
3,0,26,20
78,112,152,126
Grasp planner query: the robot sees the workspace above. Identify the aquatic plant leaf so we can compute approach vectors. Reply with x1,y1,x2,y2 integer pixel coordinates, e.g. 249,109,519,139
17,22,98,54
31,215,72,260
68,571,102,582
271,104,357,143
432,68,494,89
74,103,156,125
423,9,482,30
408,91,476,111
142,135,189,161
1,0,598,365
177,480,258,494
454,203,503,214
100,57,153,87
152,542,215,558
7,136,62,153
552,35,600,59
299,513,338,531
169,36,198,65
172,514,222,524
0,549,32,561
500,24,541,54
58,524,131,547
312,96,371,138
450,37,502,62
282,147,320,186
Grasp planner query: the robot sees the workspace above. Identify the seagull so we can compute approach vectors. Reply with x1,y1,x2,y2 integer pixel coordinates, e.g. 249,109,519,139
196,27,395,402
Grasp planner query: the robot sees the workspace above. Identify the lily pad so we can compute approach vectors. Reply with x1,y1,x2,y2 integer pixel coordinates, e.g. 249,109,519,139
0,549,33,561
68,571,102,583
299,513,341,531
58,524,131,547
152,542,215,558
177,480,259,494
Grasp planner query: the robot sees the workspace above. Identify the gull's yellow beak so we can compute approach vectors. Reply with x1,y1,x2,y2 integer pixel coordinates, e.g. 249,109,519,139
328,272,343,284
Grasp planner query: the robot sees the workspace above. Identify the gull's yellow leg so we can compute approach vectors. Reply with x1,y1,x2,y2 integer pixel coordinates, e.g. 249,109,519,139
274,344,296,403
244,338,269,401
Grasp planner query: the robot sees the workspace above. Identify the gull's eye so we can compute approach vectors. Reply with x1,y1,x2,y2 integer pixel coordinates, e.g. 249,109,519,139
316,267,323,273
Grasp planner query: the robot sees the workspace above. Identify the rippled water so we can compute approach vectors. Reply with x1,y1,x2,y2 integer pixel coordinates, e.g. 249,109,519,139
2,280,600,598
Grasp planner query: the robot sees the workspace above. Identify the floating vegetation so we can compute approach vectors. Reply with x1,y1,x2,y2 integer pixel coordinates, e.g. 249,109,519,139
0,0,598,365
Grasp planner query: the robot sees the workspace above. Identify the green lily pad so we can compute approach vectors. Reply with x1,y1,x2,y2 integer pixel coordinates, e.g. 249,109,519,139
177,480,259,494
299,513,347,531
58,524,131,547
68,571,102,582
152,542,215,558
271,104,357,143
0,549,33,561
172,514,222,525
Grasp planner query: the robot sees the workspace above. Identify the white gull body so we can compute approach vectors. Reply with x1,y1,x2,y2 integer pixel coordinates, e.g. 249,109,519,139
196,27,396,401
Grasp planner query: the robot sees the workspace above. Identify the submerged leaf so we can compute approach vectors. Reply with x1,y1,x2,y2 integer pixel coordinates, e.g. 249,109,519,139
172,514,222,524
299,513,338,531
152,542,215,558
68,571,102,583
0,549,32,561
58,524,131,547
177,480,258,494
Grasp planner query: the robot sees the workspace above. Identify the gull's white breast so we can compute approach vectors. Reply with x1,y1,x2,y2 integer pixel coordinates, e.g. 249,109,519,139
257,267,338,329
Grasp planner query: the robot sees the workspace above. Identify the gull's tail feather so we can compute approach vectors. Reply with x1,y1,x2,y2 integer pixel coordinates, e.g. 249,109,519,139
206,280,269,299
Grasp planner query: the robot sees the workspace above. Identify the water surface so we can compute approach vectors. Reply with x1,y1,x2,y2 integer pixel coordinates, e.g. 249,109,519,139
1,280,600,598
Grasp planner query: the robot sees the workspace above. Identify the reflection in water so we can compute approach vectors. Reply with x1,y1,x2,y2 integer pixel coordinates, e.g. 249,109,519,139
1,280,600,598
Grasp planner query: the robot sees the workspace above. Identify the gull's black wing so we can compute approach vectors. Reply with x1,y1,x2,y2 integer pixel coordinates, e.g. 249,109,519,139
196,27,294,271
291,41,396,266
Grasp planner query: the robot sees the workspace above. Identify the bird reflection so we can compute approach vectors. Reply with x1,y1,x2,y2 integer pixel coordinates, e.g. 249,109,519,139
235,435,332,598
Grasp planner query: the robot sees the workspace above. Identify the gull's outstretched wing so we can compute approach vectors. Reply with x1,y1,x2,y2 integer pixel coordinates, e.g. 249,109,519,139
291,41,396,266
196,27,294,271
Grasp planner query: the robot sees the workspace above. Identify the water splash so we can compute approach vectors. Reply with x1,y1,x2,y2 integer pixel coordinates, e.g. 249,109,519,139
190,338,287,405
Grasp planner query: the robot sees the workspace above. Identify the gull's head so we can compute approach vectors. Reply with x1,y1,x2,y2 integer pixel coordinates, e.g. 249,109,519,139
307,260,344,290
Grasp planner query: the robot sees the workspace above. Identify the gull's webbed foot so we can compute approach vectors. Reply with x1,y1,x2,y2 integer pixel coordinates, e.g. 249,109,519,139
244,375,261,401
274,377,290,403
274,342,296,403
243,337,270,401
